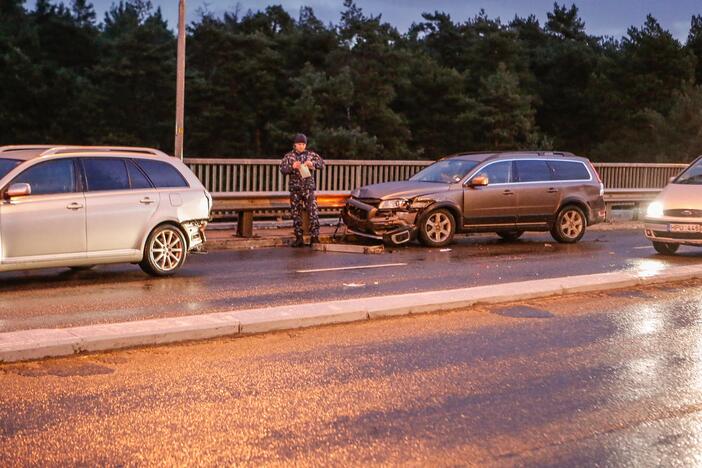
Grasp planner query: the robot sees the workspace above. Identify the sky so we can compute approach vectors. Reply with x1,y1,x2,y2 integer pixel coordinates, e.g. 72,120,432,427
31,0,702,41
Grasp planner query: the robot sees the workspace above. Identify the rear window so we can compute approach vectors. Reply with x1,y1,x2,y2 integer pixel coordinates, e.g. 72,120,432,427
127,160,153,189
547,161,591,181
83,158,130,191
515,160,552,182
136,159,189,188
0,158,22,179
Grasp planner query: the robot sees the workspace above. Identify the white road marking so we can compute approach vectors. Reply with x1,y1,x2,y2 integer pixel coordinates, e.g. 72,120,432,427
297,263,408,273
633,246,654,250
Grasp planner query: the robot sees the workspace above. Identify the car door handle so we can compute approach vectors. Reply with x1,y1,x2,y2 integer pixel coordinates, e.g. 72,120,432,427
502,190,514,196
139,197,155,205
547,188,559,193
66,202,84,210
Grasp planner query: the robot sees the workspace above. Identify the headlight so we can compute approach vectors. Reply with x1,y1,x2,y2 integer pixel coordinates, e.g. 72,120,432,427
378,199,408,210
647,201,664,218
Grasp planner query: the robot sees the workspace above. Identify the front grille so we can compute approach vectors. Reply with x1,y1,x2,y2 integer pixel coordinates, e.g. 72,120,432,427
664,209,702,217
652,230,702,240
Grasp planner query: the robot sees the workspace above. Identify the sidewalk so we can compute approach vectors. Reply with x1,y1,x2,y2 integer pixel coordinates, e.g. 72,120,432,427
205,219,644,250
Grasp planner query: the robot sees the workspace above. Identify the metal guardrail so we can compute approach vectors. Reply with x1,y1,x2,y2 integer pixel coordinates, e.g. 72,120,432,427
198,159,687,235
186,158,688,193
186,158,429,193
593,163,687,189
211,191,349,237
603,188,662,203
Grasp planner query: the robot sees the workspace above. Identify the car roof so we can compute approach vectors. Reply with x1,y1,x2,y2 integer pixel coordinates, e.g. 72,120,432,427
443,150,582,162
0,149,46,161
0,145,171,161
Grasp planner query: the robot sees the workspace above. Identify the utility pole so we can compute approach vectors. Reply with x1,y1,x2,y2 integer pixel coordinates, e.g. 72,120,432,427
174,0,186,159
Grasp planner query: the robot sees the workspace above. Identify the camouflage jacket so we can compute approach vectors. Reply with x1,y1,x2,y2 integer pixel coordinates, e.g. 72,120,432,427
279,149,325,191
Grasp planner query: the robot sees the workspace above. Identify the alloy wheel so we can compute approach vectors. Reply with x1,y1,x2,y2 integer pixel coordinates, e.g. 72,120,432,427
149,228,184,272
559,210,584,239
425,212,453,243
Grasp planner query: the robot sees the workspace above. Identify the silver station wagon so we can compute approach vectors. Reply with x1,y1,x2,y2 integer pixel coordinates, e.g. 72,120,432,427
0,145,211,276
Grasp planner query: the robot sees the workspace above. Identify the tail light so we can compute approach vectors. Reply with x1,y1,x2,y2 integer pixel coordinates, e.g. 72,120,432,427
592,165,604,196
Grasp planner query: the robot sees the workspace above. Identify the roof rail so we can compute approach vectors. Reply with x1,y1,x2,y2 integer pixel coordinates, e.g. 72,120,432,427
538,151,576,157
445,150,577,159
448,151,496,157
39,146,170,157
0,145,56,153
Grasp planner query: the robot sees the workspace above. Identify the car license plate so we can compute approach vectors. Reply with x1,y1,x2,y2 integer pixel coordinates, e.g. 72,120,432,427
670,224,701,233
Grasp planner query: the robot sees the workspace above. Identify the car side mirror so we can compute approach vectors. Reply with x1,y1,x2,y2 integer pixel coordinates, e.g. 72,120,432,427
5,183,31,200
469,175,489,187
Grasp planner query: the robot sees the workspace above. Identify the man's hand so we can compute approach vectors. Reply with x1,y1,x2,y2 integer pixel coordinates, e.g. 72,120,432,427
304,161,314,169
292,161,301,169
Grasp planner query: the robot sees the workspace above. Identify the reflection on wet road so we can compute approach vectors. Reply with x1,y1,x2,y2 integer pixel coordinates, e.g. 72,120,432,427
0,229,700,331
3,281,702,464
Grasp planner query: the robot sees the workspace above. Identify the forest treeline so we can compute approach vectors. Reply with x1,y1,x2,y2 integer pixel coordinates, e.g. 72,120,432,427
2,0,702,161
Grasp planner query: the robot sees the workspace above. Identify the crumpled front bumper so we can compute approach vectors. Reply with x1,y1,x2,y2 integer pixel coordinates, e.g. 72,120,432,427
341,198,418,244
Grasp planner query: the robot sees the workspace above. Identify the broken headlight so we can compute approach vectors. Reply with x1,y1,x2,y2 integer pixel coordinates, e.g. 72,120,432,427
378,198,409,210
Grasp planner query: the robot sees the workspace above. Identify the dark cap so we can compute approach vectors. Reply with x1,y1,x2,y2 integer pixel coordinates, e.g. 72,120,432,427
293,133,307,144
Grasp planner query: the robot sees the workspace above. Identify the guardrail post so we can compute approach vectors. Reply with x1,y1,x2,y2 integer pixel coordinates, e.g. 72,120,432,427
633,203,641,221
236,211,254,238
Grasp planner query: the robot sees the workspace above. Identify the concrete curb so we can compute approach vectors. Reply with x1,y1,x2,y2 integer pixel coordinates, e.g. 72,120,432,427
2,265,700,363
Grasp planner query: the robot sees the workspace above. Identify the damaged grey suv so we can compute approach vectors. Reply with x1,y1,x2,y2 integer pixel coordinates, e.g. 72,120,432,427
342,151,606,247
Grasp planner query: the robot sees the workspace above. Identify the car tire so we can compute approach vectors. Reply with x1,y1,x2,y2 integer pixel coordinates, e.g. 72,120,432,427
419,209,455,247
652,241,679,255
496,230,524,241
550,205,586,243
139,224,187,277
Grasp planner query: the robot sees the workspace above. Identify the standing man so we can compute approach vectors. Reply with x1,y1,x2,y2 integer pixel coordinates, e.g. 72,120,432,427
280,133,325,247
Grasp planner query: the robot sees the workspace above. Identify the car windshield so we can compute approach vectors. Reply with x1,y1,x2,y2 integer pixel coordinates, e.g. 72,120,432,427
0,158,21,180
675,159,702,185
410,159,479,183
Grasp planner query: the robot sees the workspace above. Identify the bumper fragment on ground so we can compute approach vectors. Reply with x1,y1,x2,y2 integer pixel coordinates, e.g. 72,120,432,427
311,243,384,254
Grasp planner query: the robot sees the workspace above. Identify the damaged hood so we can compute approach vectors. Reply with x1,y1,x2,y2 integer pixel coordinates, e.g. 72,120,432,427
352,181,450,200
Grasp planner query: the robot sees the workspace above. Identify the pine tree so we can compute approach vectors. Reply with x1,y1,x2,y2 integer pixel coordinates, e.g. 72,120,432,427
688,15,702,85
545,3,587,41
472,63,541,150
94,1,176,149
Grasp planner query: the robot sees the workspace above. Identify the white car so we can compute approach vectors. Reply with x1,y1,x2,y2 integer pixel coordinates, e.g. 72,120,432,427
644,155,702,255
0,145,211,276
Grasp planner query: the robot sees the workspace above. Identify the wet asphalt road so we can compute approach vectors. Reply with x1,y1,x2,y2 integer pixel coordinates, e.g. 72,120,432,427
3,280,702,465
0,229,701,332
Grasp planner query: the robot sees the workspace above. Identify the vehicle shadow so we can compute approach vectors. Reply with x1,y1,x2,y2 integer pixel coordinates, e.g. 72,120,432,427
0,266,200,292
